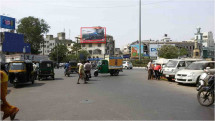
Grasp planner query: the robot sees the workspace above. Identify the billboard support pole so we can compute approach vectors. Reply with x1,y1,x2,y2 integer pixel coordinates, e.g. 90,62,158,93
139,0,141,61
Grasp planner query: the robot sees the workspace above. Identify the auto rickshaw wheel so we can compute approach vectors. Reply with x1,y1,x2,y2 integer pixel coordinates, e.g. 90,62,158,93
94,71,98,77
52,76,55,80
13,83,18,88
32,79,34,84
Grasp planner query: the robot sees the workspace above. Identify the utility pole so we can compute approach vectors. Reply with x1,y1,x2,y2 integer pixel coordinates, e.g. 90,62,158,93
139,0,141,61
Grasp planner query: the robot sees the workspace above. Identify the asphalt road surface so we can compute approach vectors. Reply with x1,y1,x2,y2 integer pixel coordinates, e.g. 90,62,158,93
5,68,214,120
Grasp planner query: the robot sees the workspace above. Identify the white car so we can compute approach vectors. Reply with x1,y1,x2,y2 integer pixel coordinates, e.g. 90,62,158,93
175,61,215,85
123,61,133,69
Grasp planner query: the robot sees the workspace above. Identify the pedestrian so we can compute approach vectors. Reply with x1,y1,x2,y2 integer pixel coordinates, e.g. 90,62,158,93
147,60,153,80
1,63,19,120
154,63,162,80
77,61,87,84
84,60,92,78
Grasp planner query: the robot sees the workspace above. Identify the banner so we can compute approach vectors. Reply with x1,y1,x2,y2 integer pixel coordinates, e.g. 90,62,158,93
0,15,15,30
130,44,144,58
80,27,106,43
149,44,175,57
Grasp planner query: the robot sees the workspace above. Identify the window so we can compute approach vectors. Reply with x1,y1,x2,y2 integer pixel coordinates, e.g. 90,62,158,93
89,50,92,54
68,44,71,46
89,43,92,47
98,43,101,47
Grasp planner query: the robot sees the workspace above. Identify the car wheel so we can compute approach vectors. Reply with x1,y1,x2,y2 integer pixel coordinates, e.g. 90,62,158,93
167,77,172,81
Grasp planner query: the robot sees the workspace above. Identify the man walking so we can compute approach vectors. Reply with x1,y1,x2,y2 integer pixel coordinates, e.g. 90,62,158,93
147,60,153,80
77,61,87,84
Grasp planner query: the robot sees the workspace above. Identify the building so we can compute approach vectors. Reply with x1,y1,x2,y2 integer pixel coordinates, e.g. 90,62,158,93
39,32,74,56
76,34,115,58
123,40,202,59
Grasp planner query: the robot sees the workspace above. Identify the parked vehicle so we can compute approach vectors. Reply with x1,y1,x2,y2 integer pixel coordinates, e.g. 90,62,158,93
163,59,202,81
197,74,214,106
123,61,133,69
8,60,36,87
37,60,55,80
175,61,215,85
94,57,123,77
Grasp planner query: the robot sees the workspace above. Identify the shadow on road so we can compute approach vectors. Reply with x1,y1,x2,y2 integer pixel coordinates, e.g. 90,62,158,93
37,77,64,81
12,82,45,88
177,83,196,87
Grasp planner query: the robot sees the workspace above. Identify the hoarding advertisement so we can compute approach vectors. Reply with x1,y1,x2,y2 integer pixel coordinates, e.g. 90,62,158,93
0,15,15,30
130,44,144,58
149,44,175,57
80,27,106,43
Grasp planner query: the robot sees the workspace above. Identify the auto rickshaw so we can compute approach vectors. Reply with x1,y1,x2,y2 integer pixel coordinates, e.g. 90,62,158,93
37,60,55,80
8,60,36,88
94,57,123,77
69,60,78,73
64,60,78,77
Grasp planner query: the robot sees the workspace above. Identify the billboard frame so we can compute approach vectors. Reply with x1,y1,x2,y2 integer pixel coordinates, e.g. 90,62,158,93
80,27,106,43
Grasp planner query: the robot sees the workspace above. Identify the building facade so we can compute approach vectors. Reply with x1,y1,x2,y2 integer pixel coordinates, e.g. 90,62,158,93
76,34,115,58
39,32,74,56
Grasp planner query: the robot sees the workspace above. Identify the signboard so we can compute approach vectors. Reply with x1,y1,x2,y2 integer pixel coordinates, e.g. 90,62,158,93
149,44,175,57
2,32,31,53
80,27,106,43
0,16,15,30
130,44,144,58
109,57,123,69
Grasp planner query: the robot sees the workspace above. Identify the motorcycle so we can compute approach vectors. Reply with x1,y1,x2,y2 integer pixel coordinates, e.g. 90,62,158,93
85,70,91,81
197,73,214,106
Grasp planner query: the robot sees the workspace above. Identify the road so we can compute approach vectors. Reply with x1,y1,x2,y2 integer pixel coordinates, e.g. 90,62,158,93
5,68,214,120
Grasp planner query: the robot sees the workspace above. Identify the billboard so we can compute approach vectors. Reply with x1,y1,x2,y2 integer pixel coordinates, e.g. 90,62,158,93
130,44,144,58
2,32,31,53
0,15,15,30
149,44,175,57
80,27,106,43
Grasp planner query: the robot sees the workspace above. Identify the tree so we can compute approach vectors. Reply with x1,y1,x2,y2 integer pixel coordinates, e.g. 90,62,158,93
71,43,81,55
63,54,77,62
17,16,50,54
49,45,68,63
179,48,188,57
158,45,180,59
78,50,90,62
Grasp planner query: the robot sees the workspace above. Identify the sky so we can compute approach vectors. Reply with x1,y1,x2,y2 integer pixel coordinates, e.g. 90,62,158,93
0,0,214,48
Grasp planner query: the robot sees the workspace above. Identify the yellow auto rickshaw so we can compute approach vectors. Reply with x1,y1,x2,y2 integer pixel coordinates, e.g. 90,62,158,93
8,60,36,88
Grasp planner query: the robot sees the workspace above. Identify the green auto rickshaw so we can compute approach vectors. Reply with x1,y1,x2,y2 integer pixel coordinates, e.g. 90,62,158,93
8,60,36,88
37,60,55,80
94,57,123,77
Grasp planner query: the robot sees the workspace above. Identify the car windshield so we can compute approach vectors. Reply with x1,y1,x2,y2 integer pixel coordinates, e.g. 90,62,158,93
166,61,178,67
123,61,126,64
10,63,25,70
186,63,205,70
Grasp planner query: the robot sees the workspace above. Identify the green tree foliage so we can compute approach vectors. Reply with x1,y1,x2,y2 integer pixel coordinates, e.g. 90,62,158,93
78,50,90,62
49,45,68,63
71,43,81,55
158,45,188,59
179,48,188,57
17,16,50,54
63,54,77,62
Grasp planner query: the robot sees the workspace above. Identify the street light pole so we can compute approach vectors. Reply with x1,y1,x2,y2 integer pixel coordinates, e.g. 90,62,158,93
139,0,141,61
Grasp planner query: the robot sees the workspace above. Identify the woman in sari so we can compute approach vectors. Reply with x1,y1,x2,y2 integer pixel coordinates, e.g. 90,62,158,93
1,63,19,120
